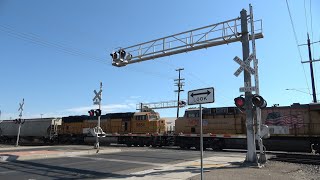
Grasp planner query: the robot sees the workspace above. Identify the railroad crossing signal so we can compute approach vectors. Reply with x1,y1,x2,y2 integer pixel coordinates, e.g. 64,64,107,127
252,94,267,109
88,109,95,116
93,90,102,105
234,95,245,111
233,54,255,76
14,118,25,124
234,94,267,110
18,98,24,117
18,101,24,111
95,109,101,116
109,4,264,165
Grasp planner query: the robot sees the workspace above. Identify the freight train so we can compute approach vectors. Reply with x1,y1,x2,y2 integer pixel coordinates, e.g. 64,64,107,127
0,103,319,153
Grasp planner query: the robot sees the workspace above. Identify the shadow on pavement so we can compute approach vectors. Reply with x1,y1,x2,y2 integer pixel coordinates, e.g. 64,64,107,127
0,159,252,180
0,154,19,162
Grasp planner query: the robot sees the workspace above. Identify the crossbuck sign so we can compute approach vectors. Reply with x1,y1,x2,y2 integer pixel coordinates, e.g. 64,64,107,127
188,87,214,105
18,98,24,117
93,90,102,105
233,54,255,76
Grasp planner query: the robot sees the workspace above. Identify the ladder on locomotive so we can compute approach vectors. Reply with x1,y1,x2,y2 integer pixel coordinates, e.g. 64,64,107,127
49,119,59,139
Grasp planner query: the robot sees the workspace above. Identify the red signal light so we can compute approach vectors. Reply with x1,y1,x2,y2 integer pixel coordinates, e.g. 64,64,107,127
88,109,95,116
235,98,245,107
234,96,245,109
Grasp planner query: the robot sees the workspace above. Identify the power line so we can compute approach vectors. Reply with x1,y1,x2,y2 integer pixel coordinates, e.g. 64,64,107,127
285,0,312,98
303,0,309,33
0,24,177,80
0,25,107,64
309,0,317,93
156,59,232,106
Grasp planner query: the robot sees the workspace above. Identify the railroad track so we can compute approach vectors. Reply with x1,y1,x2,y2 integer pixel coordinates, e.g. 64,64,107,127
268,153,320,165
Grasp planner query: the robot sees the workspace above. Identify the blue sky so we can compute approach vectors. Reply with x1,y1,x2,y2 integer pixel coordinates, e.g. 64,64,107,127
0,0,319,119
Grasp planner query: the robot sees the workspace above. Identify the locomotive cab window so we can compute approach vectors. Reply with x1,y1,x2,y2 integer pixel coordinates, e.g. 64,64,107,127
186,111,200,118
149,114,158,120
135,115,147,120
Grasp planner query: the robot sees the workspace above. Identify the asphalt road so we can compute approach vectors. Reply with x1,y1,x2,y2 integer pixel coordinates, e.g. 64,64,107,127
0,146,226,180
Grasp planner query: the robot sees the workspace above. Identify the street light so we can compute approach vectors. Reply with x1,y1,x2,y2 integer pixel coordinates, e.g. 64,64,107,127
285,88,312,95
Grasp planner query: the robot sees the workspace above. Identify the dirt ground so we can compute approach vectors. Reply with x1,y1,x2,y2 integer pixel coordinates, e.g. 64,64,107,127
187,161,320,180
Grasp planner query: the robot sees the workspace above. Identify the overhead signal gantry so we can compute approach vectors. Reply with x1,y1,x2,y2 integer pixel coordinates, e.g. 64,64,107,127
110,5,264,165
110,17,262,67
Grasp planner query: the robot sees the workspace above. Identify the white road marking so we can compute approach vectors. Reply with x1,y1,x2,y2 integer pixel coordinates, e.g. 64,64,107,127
70,156,168,167
0,170,17,174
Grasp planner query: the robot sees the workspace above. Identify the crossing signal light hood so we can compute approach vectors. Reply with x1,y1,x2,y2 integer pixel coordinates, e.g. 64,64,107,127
252,94,267,109
88,109,95,116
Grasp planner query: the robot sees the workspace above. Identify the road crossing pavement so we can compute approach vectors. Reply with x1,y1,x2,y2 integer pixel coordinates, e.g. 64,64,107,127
0,145,246,179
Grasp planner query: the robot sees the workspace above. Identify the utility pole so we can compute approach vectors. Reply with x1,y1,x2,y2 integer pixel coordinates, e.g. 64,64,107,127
241,9,257,164
300,34,319,103
174,68,185,119
307,34,317,103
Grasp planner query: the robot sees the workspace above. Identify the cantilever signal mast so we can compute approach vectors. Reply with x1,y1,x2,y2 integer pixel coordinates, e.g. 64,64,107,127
110,5,264,165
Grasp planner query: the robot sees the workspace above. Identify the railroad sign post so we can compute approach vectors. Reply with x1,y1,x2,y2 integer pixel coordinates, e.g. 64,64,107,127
188,87,214,180
93,82,102,150
16,98,24,147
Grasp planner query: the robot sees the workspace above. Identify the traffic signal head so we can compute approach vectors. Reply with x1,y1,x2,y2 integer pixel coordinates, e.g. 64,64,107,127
95,109,101,117
179,100,186,106
252,94,267,109
234,96,245,109
110,52,118,59
126,53,132,61
88,109,95,116
118,49,126,59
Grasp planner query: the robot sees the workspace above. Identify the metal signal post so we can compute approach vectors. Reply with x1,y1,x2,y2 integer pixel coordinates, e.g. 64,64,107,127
249,4,266,164
93,82,103,150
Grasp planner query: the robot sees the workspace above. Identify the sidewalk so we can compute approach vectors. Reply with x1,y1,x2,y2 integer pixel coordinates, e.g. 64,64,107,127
103,155,245,180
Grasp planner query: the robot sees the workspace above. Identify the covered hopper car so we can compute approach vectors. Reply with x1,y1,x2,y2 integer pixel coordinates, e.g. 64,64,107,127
0,118,61,144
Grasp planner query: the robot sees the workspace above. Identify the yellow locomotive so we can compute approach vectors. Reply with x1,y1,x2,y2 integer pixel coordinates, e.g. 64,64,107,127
58,109,168,146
